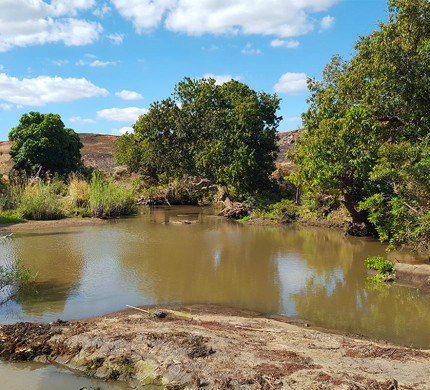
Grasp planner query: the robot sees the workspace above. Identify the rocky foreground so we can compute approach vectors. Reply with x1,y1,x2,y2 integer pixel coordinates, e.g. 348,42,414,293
0,305,429,389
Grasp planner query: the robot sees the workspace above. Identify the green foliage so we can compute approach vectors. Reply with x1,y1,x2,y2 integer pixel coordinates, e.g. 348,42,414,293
115,77,281,196
365,256,396,283
88,172,137,218
289,0,430,248
18,182,65,220
0,210,26,224
365,256,394,274
9,112,83,176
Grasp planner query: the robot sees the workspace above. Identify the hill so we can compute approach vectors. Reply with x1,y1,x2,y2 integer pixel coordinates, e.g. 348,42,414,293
0,130,303,175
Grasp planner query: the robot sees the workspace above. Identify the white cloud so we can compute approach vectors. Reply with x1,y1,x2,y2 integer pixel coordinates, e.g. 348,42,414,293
0,73,109,106
93,3,111,18
69,116,96,124
270,39,300,49
241,43,261,55
97,107,148,122
284,116,302,122
108,33,124,45
274,72,308,94
77,59,118,67
112,126,133,135
0,65,4,71
321,15,335,30
51,59,69,66
0,103,13,111
0,0,102,51
111,0,340,37
201,73,240,85
115,90,143,100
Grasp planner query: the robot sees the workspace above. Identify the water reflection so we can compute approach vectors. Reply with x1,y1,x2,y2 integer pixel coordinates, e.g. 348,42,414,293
0,206,429,348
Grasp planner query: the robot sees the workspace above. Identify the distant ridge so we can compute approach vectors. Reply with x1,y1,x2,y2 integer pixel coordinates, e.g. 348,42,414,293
0,129,303,175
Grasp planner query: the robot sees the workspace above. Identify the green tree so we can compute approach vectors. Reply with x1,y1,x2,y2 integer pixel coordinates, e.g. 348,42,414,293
116,77,281,195
289,0,430,245
9,112,83,176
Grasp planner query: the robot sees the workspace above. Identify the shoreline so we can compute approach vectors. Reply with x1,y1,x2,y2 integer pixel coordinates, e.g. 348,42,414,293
0,216,109,233
1,304,429,389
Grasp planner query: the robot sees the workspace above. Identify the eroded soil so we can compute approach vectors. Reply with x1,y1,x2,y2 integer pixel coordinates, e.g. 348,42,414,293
0,305,429,389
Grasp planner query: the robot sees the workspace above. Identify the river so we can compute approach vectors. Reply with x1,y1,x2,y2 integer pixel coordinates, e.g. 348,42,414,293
0,206,429,388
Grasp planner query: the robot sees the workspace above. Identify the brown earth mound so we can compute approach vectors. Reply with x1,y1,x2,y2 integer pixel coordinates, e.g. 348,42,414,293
0,130,303,175
0,133,119,174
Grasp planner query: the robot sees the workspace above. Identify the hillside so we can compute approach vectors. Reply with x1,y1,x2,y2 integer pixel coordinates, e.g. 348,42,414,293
0,130,303,175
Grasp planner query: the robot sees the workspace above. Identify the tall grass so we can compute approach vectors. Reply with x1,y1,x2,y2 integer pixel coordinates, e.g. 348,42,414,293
19,182,65,220
68,175,90,207
88,172,137,218
0,261,32,290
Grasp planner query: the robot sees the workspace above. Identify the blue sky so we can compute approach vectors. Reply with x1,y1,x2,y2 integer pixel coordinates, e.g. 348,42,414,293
0,0,389,141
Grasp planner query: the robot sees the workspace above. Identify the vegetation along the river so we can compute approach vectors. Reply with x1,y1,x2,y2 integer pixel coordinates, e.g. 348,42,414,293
2,0,430,256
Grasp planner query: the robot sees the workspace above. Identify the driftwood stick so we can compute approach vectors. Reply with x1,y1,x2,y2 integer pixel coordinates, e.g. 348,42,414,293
234,325,280,333
126,304,151,314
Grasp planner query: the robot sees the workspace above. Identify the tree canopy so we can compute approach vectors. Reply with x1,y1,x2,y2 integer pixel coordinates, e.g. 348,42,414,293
116,77,281,195
9,112,83,176
289,0,430,249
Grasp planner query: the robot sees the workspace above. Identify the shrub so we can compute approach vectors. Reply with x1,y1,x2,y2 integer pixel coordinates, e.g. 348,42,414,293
88,172,137,218
365,256,395,283
19,182,65,220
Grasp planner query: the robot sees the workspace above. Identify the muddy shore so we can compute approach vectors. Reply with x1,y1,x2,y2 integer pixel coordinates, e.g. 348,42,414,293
0,217,109,233
0,304,429,389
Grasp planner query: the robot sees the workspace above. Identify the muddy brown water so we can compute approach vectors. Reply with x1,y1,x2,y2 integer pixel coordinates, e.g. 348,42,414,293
1,206,430,387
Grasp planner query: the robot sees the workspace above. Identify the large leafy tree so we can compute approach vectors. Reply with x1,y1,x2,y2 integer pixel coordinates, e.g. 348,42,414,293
9,112,83,176
116,77,281,195
289,0,430,247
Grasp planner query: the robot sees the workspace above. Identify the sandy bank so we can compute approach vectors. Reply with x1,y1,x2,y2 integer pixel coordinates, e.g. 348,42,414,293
0,304,429,389
0,217,108,233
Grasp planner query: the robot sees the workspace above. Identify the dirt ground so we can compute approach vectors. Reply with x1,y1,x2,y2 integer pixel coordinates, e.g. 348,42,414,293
0,304,429,389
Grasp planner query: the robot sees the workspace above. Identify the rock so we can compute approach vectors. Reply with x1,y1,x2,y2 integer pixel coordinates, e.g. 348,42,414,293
218,203,252,219
344,222,375,237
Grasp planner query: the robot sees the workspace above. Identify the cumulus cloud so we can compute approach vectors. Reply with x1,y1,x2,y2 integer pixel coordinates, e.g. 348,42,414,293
111,0,340,37
0,73,109,106
201,73,240,85
274,72,308,94
108,33,124,45
115,90,143,100
270,39,300,49
69,116,96,124
0,0,102,51
112,126,133,135
97,107,148,122
241,43,261,55
321,15,335,30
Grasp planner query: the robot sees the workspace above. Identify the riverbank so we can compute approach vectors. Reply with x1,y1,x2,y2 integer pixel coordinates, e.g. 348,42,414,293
0,304,429,389
0,217,109,233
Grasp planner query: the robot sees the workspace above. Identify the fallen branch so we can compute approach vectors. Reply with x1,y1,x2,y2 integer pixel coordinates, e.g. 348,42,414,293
234,325,280,333
126,305,151,314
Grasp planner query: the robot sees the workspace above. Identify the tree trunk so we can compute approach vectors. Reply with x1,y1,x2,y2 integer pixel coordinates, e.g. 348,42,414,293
342,193,369,224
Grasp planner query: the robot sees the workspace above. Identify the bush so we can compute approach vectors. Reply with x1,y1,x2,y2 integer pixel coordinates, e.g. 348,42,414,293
19,182,65,220
365,256,395,283
88,172,137,218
